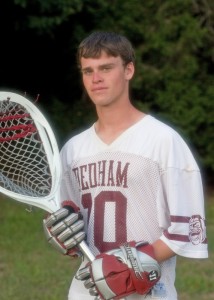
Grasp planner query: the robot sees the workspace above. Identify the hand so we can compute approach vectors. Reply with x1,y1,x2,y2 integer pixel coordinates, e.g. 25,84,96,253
76,241,161,300
43,201,86,256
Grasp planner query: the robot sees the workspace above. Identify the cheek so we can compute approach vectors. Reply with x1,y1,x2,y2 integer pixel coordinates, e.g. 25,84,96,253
111,72,126,88
115,78,127,94
82,77,88,88
82,78,91,95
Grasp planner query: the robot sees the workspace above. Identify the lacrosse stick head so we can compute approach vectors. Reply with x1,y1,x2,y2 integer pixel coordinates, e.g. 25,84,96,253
0,91,61,212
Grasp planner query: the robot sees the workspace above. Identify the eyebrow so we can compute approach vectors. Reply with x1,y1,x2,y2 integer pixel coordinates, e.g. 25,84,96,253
81,63,116,72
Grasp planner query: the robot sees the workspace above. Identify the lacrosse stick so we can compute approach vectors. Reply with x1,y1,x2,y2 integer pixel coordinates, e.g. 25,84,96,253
0,91,95,262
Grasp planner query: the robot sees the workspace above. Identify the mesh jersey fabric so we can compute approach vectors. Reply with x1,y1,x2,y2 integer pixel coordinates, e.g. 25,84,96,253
60,115,208,300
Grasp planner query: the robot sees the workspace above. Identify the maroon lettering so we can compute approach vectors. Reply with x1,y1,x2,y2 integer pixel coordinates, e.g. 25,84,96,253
80,165,89,190
98,160,106,186
116,161,129,187
88,163,97,188
72,160,130,190
72,167,80,185
107,160,115,186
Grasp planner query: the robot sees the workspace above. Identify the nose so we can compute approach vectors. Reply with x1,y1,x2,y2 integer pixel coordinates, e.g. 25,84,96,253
92,71,103,83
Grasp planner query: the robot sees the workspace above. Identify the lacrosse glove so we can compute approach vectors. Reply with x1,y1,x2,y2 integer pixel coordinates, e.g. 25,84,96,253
43,200,86,256
76,241,161,300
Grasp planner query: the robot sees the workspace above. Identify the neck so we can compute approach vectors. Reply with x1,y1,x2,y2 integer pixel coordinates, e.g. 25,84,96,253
95,102,145,144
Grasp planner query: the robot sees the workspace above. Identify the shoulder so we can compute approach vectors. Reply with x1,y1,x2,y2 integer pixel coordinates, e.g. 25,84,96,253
66,126,92,146
142,115,199,170
60,126,93,161
138,115,187,147
143,115,179,135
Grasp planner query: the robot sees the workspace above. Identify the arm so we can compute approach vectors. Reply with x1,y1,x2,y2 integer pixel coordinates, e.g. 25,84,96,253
152,239,176,263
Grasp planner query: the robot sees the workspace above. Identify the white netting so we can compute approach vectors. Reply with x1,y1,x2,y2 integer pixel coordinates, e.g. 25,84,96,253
0,100,52,197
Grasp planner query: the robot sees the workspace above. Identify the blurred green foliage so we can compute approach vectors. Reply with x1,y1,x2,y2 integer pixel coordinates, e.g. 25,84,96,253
1,0,213,181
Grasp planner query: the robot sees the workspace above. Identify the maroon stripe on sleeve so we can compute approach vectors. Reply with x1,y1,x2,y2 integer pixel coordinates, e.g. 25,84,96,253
170,215,190,223
163,230,190,242
163,230,208,244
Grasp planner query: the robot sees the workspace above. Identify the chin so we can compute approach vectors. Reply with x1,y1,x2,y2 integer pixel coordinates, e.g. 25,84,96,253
91,97,112,106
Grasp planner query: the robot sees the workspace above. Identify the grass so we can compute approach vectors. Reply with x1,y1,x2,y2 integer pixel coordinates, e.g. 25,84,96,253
0,192,213,300
0,198,81,300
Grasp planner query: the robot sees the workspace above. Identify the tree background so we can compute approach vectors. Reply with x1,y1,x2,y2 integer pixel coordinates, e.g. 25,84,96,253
0,0,213,187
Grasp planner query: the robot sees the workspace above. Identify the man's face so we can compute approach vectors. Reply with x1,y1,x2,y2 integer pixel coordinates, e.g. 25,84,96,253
80,51,134,107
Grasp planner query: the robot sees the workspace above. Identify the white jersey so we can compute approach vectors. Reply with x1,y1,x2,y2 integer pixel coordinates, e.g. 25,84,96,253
60,115,208,300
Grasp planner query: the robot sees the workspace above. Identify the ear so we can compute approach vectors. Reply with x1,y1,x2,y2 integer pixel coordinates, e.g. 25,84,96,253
125,62,135,80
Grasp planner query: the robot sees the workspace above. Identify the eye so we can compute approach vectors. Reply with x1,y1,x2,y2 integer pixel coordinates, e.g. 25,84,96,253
82,69,93,76
101,66,112,72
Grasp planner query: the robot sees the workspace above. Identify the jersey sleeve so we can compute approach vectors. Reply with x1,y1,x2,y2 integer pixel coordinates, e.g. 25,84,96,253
158,131,208,259
59,137,87,207
59,140,76,204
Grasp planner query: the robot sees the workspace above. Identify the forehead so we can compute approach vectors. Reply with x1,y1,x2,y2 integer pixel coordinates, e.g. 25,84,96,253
80,51,123,69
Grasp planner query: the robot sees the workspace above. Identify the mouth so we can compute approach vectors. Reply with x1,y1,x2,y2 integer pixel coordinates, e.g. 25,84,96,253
91,87,107,92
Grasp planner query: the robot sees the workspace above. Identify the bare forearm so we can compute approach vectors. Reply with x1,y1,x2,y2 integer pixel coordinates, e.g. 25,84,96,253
152,239,176,263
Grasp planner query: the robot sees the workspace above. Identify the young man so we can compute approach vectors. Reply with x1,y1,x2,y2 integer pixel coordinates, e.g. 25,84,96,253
43,32,208,300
